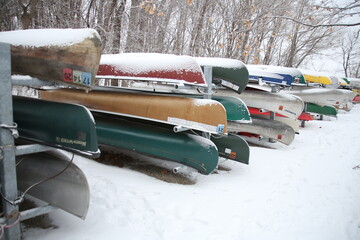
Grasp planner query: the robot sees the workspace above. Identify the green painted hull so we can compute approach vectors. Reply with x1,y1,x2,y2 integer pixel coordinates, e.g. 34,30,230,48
93,112,219,175
211,96,251,122
306,103,337,117
211,134,250,164
174,94,251,122
195,57,249,94
13,96,100,158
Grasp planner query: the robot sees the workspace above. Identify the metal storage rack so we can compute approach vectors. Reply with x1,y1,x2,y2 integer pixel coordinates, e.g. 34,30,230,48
0,42,58,240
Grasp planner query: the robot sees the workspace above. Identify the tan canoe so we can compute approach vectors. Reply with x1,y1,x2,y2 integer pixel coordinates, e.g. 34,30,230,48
40,89,227,134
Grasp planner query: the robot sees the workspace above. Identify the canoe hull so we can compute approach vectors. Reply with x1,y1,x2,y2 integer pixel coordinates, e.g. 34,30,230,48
233,89,304,119
16,150,90,219
93,112,219,175
211,134,250,164
227,118,295,145
13,96,100,158
0,29,102,89
39,89,227,134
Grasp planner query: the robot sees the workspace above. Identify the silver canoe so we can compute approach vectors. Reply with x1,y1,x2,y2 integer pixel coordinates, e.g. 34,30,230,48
227,117,296,145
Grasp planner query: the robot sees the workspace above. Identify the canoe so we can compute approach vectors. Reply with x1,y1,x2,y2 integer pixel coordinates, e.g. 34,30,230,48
286,88,355,109
227,117,296,145
195,57,248,93
247,65,292,86
0,28,102,89
13,96,100,158
16,150,90,219
249,109,300,133
249,65,307,85
170,93,251,122
39,88,227,134
298,69,332,85
93,112,218,175
210,134,250,164
306,103,337,117
97,53,206,85
248,106,312,121
215,88,304,120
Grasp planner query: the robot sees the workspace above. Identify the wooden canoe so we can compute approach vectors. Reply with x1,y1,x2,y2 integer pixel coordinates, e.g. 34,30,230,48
215,89,304,120
93,112,219,175
195,57,249,93
39,88,227,134
0,28,102,89
227,117,296,145
16,150,90,219
13,96,100,158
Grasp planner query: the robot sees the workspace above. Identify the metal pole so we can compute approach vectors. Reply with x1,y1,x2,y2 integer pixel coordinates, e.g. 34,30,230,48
202,66,213,139
0,42,22,240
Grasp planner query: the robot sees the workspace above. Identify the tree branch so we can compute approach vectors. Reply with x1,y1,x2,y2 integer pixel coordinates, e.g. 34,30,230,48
266,15,360,28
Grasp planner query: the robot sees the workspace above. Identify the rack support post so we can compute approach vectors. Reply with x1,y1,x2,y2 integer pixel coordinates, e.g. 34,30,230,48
0,42,21,240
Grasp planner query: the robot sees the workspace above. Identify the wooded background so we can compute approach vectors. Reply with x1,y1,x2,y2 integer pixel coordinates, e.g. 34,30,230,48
0,0,359,78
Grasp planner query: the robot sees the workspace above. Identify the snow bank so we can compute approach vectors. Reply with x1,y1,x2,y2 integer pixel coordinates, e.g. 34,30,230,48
0,28,100,47
23,106,360,240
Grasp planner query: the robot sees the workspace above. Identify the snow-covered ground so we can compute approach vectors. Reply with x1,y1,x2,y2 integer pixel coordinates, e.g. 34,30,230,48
23,105,360,240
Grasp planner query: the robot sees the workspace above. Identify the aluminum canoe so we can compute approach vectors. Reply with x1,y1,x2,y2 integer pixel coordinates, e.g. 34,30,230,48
215,89,304,120
13,96,100,158
16,150,90,219
227,117,296,145
286,88,355,110
0,28,101,89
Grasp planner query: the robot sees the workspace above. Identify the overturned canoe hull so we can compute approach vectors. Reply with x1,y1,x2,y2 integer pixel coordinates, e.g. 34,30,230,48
210,134,250,164
13,96,100,158
216,89,304,119
306,103,337,117
287,88,355,109
195,57,249,93
39,89,227,134
227,117,296,145
0,28,102,89
93,112,219,175
16,150,90,219
97,53,206,85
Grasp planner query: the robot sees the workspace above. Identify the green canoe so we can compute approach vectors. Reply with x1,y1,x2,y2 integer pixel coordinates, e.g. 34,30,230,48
168,93,251,122
210,134,250,164
195,57,249,94
93,112,219,175
306,103,337,117
13,96,100,158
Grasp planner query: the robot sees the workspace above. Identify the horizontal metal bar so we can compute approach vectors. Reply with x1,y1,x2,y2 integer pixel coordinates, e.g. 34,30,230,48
20,205,57,222
15,144,54,156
